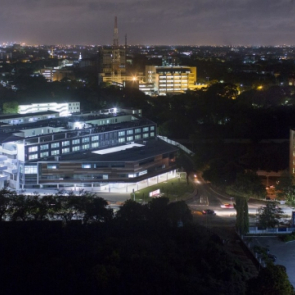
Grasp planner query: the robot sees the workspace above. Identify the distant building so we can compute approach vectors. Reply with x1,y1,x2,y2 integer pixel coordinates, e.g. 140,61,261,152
98,17,126,85
140,65,197,96
40,68,74,82
18,102,80,117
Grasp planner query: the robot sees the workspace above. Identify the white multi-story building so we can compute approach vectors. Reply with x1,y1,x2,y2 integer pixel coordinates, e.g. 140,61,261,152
18,102,80,117
142,65,197,96
0,108,178,192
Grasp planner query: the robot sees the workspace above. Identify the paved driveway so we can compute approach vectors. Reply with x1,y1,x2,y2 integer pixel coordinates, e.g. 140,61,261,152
251,236,295,287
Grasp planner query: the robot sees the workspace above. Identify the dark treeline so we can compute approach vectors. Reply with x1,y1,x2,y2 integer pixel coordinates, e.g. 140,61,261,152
0,189,112,223
0,191,293,294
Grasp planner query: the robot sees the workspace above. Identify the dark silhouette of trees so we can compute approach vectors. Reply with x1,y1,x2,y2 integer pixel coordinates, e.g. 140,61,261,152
247,264,295,295
235,196,249,235
257,202,280,228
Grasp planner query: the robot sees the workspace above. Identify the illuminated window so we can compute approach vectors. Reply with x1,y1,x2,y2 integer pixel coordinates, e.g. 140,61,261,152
150,126,155,131
82,144,89,150
82,137,89,143
72,139,80,145
127,136,133,141
143,133,149,138
118,138,125,143
143,127,149,132
135,134,141,140
92,136,99,141
40,144,49,150
25,166,37,174
92,142,99,148
150,132,155,137
72,146,80,152
62,141,70,146
28,146,38,153
40,152,49,158
127,130,133,135
51,149,60,155
29,154,38,160
82,164,91,169
118,131,125,136
51,142,59,149
47,164,58,169
62,148,70,153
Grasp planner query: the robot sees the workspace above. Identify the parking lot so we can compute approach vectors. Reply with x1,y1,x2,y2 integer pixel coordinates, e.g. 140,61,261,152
249,236,295,287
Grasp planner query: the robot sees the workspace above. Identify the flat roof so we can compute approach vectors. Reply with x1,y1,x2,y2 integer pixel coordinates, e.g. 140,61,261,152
0,111,59,120
92,143,144,155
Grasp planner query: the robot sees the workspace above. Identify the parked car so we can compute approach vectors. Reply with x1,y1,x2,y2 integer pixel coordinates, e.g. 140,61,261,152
202,209,216,215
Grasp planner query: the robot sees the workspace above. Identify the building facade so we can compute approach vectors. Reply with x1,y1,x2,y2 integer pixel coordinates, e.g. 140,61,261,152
141,65,197,96
0,108,178,192
40,68,74,82
18,102,80,117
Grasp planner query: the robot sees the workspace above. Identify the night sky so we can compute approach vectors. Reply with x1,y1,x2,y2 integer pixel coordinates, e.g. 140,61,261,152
1,0,295,45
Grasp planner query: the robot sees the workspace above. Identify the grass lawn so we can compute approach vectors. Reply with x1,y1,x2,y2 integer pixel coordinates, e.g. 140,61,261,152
131,175,195,203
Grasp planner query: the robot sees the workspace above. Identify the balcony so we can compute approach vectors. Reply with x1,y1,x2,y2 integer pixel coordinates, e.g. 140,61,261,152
1,148,17,155
0,174,8,181
0,165,8,171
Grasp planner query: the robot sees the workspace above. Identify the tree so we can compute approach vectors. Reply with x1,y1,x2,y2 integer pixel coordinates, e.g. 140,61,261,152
55,195,77,223
116,199,148,222
148,197,170,223
276,172,295,205
25,195,49,221
230,171,266,199
235,196,249,234
257,202,279,228
10,194,31,221
284,187,295,207
3,101,18,113
0,189,15,221
247,264,295,295
167,201,193,226
83,195,113,223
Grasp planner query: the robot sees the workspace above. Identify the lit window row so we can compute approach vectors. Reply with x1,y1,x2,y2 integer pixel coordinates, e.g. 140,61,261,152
28,136,101,153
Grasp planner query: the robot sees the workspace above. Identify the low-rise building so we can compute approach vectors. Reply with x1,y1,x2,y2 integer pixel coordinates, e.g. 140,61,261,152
0,108,178,192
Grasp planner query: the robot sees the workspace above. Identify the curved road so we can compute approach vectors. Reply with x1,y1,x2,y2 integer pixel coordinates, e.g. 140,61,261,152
187,176,293,222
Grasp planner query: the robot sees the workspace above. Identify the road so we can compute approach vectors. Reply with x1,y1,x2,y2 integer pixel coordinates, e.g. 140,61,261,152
186,176,293,226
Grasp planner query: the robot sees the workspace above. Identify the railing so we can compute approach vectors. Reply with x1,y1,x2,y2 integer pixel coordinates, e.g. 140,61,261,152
248,227,295,234
157,135,194,156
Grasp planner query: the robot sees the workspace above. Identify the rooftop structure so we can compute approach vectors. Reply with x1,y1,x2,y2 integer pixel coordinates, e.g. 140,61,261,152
18,102,80,117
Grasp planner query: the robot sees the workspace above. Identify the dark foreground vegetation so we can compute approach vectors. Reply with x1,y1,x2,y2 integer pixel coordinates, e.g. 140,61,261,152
0,194,294,295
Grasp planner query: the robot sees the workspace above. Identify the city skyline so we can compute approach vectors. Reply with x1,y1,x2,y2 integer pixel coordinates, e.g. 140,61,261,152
0,0,295,46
